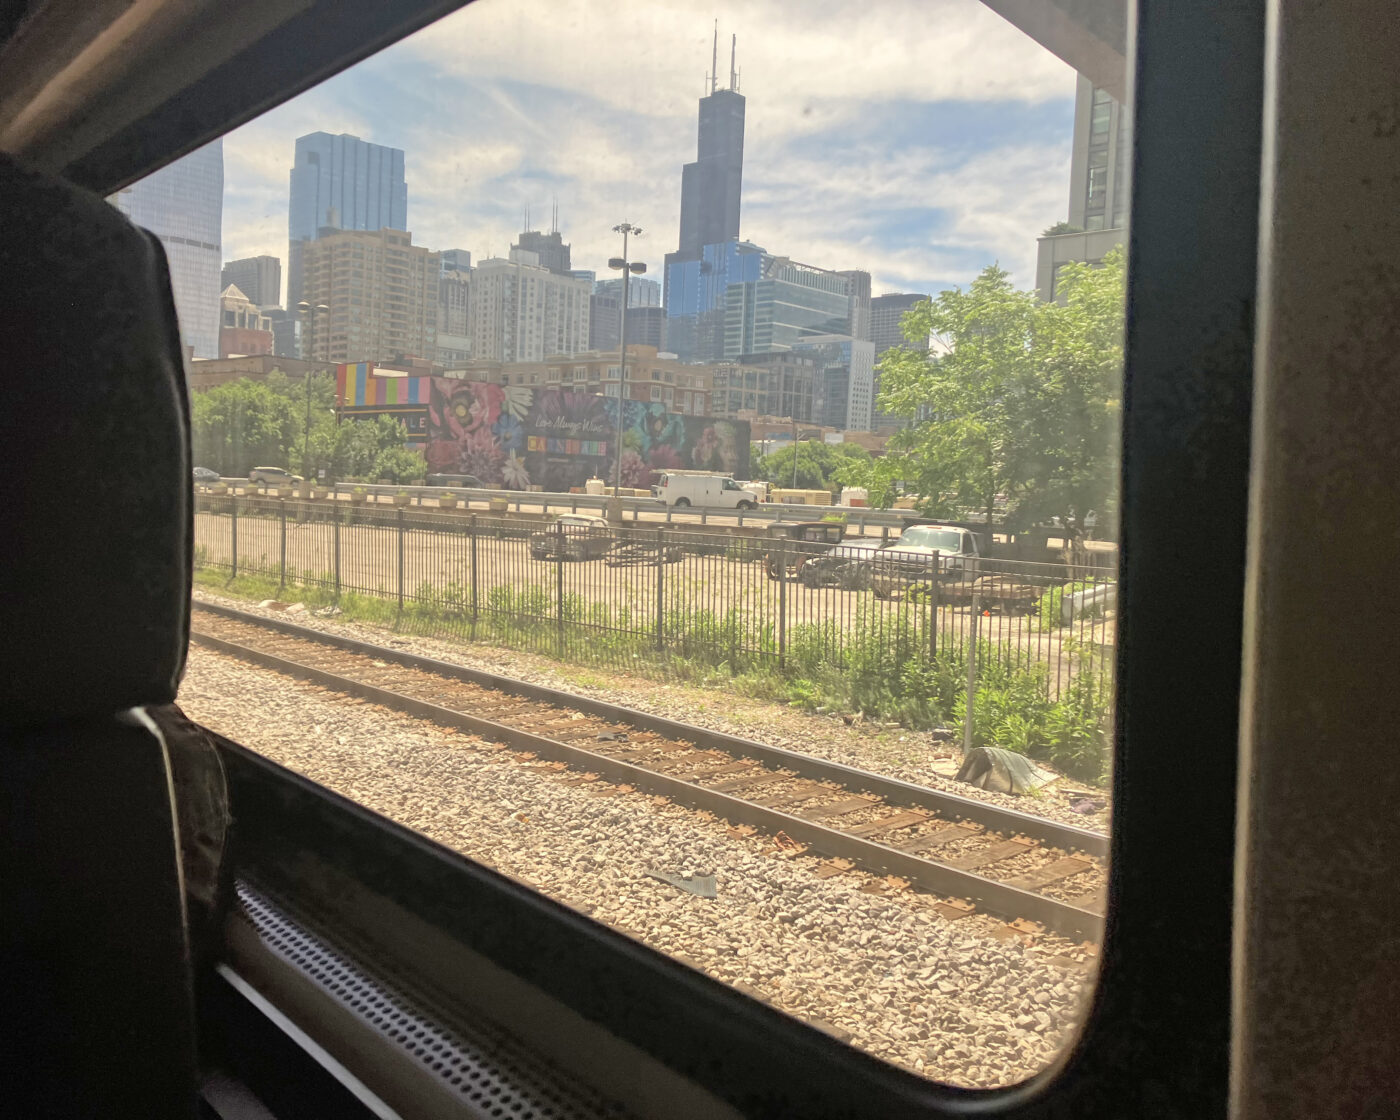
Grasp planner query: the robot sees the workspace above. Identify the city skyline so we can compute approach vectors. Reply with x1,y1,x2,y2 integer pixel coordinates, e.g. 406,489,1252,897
217,0,1076,302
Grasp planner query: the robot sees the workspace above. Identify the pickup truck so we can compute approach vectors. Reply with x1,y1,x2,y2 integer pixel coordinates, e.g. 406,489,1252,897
869,524,982,599
529,514,614,561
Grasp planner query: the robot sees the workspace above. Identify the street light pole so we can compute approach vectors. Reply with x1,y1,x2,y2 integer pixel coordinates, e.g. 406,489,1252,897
607,223,646,520
297,301,330,495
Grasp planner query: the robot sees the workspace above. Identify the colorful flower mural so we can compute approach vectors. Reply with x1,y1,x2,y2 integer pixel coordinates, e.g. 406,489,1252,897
427,378,750,492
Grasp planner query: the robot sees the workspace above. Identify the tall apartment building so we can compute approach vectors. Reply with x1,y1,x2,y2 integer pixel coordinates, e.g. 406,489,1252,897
723,256,852,358
437,268,471,365
299,228,438,364
663,31,746,306
220,256,281,310
869,291,928,425
708,351,818,423
1035,75,1131,300
588,276,661,351
288,132,407,308
512,229,571,274
624,306,667,352
440,248,472,273
870,292,928,354
798,335,876,431
838,269,872,342
468,251,591,363
665,239,765,362
218,285,274,358
109,138,224,359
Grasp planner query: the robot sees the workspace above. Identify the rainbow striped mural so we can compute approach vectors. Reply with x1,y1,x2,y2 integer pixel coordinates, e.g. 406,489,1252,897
335,363,431,407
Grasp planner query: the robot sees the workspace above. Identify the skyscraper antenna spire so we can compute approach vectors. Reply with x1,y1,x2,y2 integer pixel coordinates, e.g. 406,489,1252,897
730,34,736,90
711,20,718,95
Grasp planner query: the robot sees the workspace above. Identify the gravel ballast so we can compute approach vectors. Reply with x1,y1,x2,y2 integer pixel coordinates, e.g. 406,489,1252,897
180,644,1094,1089
192,587,1112,833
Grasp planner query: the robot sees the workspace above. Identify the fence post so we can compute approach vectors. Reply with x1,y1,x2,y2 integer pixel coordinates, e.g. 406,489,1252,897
333,510,341,600
278,499,287,590
396,507,405,616
655,527,665,651
927,569,939,662
963,594,980,756
777,537,787,669
230,496,238,582
555,520,565,658
466,515,479,636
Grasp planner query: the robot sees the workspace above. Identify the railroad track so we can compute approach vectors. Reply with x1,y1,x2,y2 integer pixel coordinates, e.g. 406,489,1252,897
189,601,1108,941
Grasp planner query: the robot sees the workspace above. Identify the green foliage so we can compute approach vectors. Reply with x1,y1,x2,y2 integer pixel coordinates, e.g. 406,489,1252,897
373,444,426,484
755,441,869,491
1038,579,1103,628
190,372,422,484
1042,221,1085,236
875,250,1124,534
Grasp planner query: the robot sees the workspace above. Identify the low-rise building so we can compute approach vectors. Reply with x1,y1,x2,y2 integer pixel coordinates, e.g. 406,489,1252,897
217,285,274,358
443,346,712,416
187,353,326,392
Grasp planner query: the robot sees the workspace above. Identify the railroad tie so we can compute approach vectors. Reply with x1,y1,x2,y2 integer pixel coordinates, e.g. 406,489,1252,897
947,837,1037,871
1004,856,1094,891
898,823,981,853
711,771,790,794
754,783,830,809
674,759,756,782
844,810,931,838
796,796,879,821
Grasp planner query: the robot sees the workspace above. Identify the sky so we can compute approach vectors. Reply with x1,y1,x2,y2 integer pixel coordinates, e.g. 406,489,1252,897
219,0,1077,305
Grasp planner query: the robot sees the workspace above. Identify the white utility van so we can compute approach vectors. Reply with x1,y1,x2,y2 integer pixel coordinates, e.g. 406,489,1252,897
653,470,760,509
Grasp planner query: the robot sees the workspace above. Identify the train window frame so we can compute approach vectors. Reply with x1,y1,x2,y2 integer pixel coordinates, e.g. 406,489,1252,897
5,0,1264,1114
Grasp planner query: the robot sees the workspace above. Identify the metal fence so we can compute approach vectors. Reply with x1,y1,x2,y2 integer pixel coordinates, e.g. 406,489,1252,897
193,497,1114,709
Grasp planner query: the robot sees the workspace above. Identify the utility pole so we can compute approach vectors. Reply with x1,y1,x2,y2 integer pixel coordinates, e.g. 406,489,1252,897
296,300,329,496
607,223,646,522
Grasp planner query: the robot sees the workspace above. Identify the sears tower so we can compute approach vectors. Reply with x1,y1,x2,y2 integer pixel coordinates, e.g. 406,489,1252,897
665,30,745,300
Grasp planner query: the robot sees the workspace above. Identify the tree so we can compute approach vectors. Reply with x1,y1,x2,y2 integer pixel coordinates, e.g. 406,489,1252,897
867,250,1124,535
190,371,340,478
754,441,870,491
372,444,425,484
333,414,413,480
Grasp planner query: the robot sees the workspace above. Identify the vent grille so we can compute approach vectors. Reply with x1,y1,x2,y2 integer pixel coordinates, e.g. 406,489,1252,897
238,884,631,1119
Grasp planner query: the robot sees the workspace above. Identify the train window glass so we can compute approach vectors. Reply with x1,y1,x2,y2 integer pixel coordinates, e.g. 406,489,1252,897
162,0,1126,1088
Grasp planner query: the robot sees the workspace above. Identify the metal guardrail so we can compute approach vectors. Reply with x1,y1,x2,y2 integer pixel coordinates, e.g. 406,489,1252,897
213,478,914,531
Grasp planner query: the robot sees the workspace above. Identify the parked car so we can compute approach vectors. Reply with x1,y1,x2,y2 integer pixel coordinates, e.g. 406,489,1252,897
796,538,885,590
191,466,220,486
653,470,759,509
248,466,303,486
529,514,614,561
870,524,982,599
426,473,484,488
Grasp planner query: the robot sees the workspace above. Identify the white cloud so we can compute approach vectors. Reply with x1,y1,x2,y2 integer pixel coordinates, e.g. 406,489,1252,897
216,0,1079,304
399,0,1072,119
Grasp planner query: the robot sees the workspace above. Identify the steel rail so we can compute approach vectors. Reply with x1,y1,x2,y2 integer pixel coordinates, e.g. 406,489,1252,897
189,608,1104,941
191,600,1108,860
